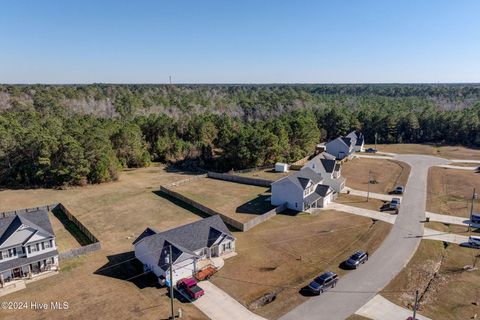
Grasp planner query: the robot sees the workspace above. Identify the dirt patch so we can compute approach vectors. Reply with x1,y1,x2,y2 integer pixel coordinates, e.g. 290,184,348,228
342,158,410,194
210,210,392,319
427,167,480,218
383,240,480,319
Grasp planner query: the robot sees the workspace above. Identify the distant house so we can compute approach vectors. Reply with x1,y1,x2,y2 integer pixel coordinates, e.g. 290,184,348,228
133,215,236,285
303,152,346,192
275,163,289,173
325,137,355,160
0,210,59,285
271,167,334,212
346,131,365,152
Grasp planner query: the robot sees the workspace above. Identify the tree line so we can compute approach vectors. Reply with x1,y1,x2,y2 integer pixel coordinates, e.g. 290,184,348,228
0,84,479,188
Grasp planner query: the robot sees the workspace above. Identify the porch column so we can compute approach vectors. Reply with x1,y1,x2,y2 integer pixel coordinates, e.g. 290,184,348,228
0,273,4,287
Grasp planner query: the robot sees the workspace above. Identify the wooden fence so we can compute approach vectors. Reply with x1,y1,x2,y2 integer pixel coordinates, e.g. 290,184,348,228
207,172,274,187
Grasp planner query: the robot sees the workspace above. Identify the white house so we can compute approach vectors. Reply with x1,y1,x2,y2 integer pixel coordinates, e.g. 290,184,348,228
303,152,346,192
271,167,334,212
275,163,289,173
346,131,365,152
0,210,59,286
133,215,235,285
325,136,355,160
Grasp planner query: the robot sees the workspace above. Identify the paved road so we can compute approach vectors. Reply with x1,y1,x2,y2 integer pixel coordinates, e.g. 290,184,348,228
281,154,449,320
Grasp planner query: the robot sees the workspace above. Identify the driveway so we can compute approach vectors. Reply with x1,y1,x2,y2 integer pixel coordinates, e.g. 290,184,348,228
355,294,431,320
193,281,266,320
436,164,478,171
281,154,449,320
342,187,402,202
426,211,480,228
329,202,396,224
423,228,470,245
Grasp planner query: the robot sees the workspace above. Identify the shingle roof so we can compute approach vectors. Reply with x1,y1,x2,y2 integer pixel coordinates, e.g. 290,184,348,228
305,152,337,174
341,137,352,147
303,184,333,206
134,215,234,267
0,210,55,247
278,167,323,190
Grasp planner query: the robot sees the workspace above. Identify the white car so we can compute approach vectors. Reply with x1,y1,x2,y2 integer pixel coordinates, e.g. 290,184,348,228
468,236,480,247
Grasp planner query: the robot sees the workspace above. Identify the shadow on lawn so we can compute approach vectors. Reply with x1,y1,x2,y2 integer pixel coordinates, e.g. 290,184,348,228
235,194,274,215
94,251,161,289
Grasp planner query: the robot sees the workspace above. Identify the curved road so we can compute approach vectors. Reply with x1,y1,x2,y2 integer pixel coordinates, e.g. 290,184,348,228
281,154,449,320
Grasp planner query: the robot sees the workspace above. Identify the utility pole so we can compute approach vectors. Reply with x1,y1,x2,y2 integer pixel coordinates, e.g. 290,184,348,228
374,132,378,150
367,170,371,202
468,188,477,232
412,289,419,320
169,75,172,85
166,246,175,320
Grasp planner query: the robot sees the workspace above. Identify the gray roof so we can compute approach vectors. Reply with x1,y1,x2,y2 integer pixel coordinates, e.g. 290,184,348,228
341,137,352,147
303,184,333,205
276,167,323,190
134,215,234,267
0,210,55,247
0,250,58,272
305,152,337,174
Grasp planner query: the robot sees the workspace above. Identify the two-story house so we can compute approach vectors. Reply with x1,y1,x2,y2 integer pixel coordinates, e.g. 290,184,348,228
133,215,236,285
0,210,59,285
303,152,346,192
325,136,355,160
271,167,334,212
346,130,365,152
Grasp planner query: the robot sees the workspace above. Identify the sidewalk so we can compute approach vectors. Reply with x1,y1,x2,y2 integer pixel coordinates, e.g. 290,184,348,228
355,294,431,320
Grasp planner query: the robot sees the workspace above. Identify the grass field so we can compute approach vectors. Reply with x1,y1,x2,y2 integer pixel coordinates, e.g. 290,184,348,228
236,168,291,181
171,177,274,224
427,167,480,218
366,143,480,160
210,210,392,319
383,240,480,320
342,157,411,194
0,164,207,320
48,211,83,253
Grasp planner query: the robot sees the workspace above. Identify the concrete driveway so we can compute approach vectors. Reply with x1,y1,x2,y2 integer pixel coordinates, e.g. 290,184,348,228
329,202,397,224
193,281,266,320
426,211,480,228
423,228,470,245
355,294,431,320
281,154,449,320
342,187,402,202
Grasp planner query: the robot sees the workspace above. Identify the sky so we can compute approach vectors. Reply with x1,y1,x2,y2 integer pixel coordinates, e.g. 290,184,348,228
1,0,479,84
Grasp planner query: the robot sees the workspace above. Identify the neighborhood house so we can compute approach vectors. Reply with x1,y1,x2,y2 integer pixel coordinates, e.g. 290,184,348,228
0,210,59,286
303,152,346,192
133,215,236,285
325,136,355,160
271,167,334,211
346,130,365,152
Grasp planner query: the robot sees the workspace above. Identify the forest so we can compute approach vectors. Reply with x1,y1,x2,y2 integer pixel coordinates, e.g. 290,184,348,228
1,84,480,187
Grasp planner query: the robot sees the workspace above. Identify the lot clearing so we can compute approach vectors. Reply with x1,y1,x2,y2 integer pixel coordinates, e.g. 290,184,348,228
383,240,480,320
342,157,410,194
366,144,480,160
0,164,207,320
210,210,392,319
236,167,291,181
427,167,480,218
171,177,275,224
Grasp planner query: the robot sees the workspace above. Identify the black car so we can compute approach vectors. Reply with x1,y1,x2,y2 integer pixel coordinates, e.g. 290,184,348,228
365,148,377,153
391,186,404,194
344,251,368,269
307,271,338,295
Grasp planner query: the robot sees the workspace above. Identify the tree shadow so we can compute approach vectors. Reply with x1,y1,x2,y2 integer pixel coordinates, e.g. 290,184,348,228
94,251,161,289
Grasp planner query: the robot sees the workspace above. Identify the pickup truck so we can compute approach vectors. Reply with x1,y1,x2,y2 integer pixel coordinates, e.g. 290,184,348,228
177,278,204,300
307,271,338,295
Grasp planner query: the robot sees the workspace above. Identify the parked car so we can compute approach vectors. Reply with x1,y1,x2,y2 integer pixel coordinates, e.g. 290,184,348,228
468,236,480,248
307,272,338,295
365,148,377,153
344,251,368,269
390,197,401,210
470,213,480,224
177,278,204,300
391,186,404,194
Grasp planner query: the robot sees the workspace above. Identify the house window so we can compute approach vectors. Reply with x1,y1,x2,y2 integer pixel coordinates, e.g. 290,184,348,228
45,241,51,249
30,245,38,253
49,240,53,247
0,251,3,260
42,242,45,250
295,202,298,208
222,242,231,252
36,243,40,251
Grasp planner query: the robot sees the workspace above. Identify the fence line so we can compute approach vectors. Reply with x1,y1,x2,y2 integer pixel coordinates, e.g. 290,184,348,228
207,172,274,187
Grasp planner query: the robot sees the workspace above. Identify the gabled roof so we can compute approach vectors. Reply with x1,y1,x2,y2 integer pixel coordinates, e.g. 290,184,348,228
304,184,333,205
347,131,364,146
326,136,352,150
274,167,323,191
0,210,55,248
305,152,337,174
134,215,234,267
341,137,352,147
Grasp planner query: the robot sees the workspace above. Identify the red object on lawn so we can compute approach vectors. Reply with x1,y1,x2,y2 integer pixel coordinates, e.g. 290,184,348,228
195,266,217,281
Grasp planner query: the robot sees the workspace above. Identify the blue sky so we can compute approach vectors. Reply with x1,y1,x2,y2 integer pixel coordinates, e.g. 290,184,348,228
1,0,479,83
